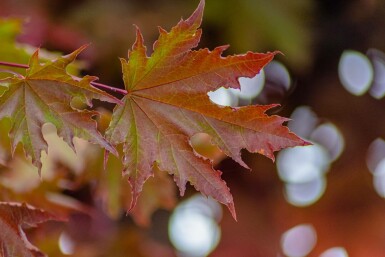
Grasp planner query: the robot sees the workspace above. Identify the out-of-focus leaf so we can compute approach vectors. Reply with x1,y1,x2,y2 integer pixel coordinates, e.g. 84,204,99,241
130,165,176,226
0,202,63,257
0,113,106,218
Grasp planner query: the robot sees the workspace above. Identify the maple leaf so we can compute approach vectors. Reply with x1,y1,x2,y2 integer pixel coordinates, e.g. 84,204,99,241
0,202,63,257
106,0,308,219
0,45,119,174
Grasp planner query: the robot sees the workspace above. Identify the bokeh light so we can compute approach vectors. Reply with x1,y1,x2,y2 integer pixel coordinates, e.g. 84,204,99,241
373,159,385,198
208,63,291,107
277,144,330,184
237,70,265,100
169,195,222,257
319,247,349,257
59,232,75,255
180,194,223,222
208,71,266,106
281,224,317,257
366,138,385,198
366,138,385,174
288,106,318,139
207,87,238,107
338,50,373,96
264,60,291,90
367,49,385,99
284,177,326,207
310,123,345,162
280,106,345,207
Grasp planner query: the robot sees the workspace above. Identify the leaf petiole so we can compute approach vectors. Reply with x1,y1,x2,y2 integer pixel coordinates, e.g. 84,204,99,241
0,61,29,69
0,60,127,95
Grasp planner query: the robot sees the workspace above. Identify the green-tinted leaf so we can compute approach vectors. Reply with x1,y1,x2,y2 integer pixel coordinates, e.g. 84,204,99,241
0,46,119,173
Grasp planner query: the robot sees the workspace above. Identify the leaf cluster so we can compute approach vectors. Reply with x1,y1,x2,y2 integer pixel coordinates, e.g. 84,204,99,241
0,0,307,255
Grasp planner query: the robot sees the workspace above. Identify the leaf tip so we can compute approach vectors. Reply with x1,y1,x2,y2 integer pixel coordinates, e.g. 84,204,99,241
78,43,91,52
226,201,237,221
62,44,90,64
126,174,147,213
31,157,44,179
105,143,118,157
272,50,284,56
158,26,167,35
74,44,90,55
186,0,205,27
301,139,313,147
27,47,42,71
131,24,146,54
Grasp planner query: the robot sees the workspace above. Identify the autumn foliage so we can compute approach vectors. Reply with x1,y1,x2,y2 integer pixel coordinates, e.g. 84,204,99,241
0,0,307,255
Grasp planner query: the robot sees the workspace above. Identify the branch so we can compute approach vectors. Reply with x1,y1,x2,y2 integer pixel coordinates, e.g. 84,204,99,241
0,61,128,95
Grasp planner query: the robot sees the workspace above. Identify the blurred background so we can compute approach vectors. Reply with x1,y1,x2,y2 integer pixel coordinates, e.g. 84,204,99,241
1,0,385,256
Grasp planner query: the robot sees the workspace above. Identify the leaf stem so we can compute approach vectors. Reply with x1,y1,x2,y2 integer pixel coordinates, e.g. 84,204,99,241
0,60,127,95
90,82,127,95
0,61,29,69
